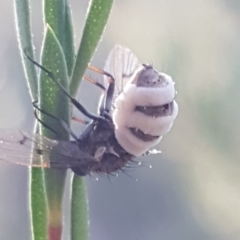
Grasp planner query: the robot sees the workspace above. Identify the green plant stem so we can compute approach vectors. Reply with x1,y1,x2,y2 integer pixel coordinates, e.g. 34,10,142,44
71,175,89,240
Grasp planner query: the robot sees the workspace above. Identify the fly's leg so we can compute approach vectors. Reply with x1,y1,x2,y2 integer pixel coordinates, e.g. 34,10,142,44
33,104,57,136
33,101,79,141
24,50,105,122
72,116,89,125
78,121,95,141
87,65,115,117
83,75,106,91
83,74,106,116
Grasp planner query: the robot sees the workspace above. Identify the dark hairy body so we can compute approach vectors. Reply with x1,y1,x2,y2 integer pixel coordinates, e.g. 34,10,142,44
70,119,134,176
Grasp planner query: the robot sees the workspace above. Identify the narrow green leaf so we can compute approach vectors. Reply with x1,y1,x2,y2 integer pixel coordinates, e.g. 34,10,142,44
71,175,89,240
63,0,75,75
70,0,114,96
14,1,47,240
39,25,70,240
14,0,38,100
30,168,47,240
43,0,65,43
44,0,75,76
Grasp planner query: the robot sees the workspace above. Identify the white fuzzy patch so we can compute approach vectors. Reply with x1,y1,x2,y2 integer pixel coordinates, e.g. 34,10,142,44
113,98,178,136
126,101,178,135
110,65,178,156
118,81,175,109
115,126,162,156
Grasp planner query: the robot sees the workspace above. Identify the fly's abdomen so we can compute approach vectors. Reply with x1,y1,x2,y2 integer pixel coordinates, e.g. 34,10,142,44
112,65,178,156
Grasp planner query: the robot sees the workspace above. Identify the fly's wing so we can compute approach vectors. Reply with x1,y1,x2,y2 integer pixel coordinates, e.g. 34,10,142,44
104,45,140,105
0,129,95,168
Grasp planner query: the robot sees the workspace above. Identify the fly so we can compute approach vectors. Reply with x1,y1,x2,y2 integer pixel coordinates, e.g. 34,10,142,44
0,45,178,176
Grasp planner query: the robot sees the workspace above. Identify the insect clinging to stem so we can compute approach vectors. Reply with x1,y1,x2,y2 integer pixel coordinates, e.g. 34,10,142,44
0,45,178,176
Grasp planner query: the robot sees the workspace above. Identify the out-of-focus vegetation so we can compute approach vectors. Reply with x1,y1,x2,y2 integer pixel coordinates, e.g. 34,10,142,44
0,0,240,240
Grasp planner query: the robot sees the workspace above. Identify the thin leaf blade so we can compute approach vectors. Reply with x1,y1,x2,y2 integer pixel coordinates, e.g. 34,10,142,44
14,0,38,100
39,25,70,240
70,0,113,96
44,0,75,76
14,1,47,240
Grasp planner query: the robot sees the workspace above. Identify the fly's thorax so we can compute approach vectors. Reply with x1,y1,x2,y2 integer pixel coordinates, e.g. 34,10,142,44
74,132,134,175
81,119,115,154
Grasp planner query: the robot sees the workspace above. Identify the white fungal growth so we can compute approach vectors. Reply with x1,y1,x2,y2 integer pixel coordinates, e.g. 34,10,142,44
103,45,179,157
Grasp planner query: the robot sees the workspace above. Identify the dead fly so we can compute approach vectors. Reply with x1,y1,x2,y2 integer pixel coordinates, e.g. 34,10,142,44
0,45,178,176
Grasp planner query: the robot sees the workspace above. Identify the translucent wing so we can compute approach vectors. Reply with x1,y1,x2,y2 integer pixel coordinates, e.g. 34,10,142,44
0,129,95,168
104,45,140,104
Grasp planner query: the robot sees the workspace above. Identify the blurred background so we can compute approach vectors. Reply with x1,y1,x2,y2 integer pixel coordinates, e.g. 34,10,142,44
0,0,240,239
